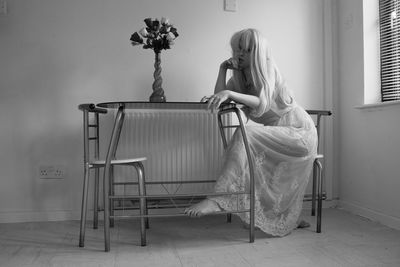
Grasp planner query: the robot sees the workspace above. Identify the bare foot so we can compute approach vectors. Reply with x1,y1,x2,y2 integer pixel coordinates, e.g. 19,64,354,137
184,199,222,217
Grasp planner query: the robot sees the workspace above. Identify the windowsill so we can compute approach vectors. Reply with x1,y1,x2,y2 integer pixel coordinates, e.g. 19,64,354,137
355,100,400,110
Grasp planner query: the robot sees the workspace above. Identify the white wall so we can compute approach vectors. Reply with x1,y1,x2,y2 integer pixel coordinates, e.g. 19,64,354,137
0,0,326,222
336,0,400,230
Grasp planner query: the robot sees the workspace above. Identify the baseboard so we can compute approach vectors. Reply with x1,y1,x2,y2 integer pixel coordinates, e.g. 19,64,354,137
0,210,79,223
338,200,400,231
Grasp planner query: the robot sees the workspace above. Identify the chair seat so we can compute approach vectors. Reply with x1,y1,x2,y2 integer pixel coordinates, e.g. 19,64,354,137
90,157,147,167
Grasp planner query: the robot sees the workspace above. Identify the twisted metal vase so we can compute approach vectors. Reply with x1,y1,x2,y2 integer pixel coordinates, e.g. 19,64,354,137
149,52,166,102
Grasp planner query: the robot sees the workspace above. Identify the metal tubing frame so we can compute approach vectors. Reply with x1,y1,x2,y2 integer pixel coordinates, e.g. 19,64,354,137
315,159,323,233
78,103,148,251
306,110,332,233
103,105,149,251
109,191,248,199
101,103,256,250
217,105,255,243
79,110,90,247
136,161,147,246
109,166,115,228
79,105,107,247
111,209,251,219
217,115,231,223
103,106,125,252
93,104,332,251
93,112,100,229
311,162,317,217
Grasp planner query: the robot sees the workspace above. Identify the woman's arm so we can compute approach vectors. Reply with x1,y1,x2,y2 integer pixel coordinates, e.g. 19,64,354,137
207,89,260,110
228,90,260,109
208,59,261,110
214,58,241,93
214,66,229,94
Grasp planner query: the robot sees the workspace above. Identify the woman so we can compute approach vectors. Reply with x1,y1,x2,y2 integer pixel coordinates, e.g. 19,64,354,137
185,29,317,237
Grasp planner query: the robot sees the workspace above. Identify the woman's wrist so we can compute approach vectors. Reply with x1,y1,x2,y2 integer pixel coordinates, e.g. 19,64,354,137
226,90,232,99
219,63,228,70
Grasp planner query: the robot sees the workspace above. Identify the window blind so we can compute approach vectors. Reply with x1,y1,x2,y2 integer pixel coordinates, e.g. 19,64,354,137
379,0,400,102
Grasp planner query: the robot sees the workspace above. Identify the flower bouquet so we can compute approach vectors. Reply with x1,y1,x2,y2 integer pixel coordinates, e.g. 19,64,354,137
130,18,179,102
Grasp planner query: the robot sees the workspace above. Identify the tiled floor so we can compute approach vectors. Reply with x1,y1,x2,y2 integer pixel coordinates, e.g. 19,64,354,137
0,208,399,267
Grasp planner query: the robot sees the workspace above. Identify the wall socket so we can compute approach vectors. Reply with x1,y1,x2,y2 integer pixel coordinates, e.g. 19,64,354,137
224,0,237,12
39,165,66,179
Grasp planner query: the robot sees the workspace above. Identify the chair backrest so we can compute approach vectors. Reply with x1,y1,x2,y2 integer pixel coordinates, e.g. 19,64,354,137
78,103,108,163
306,110,332,154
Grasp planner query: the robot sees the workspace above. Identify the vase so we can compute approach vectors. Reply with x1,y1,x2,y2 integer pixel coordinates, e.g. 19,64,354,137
149,51,166,102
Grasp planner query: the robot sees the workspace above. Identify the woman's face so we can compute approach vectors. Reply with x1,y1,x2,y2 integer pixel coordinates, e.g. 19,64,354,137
236,40,252,70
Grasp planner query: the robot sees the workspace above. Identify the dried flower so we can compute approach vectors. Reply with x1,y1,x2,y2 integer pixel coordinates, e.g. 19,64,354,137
130,17,179,53
138,27,149,37
130,32,143,45
161,17,169,25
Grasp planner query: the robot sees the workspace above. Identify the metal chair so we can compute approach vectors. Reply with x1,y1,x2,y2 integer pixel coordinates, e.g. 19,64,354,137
306,109,332,233
78,103,148,249
218,106,332,233
217,104,255,241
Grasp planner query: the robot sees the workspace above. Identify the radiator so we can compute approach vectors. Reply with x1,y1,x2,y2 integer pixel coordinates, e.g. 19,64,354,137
112,107,229,196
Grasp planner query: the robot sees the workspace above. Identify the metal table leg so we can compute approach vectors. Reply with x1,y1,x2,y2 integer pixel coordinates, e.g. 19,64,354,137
218,106,255,243
103,105,125,252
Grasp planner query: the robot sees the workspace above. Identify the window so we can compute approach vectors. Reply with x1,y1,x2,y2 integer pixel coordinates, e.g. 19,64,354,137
379,0,400,102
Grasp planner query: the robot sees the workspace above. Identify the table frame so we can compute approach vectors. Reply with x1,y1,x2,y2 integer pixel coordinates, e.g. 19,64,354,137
96,102,255,251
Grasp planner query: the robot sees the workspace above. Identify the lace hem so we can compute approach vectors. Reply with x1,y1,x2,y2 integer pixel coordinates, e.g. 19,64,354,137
209,194,302,237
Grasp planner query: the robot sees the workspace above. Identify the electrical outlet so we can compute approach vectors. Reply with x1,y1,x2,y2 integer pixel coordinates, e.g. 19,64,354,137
53,167,65,178
224,0,237,12
39,165,66,179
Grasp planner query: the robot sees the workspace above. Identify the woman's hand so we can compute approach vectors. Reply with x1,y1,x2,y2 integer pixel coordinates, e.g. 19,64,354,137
220,58,240,70
200,96,210,103
206,90,231,110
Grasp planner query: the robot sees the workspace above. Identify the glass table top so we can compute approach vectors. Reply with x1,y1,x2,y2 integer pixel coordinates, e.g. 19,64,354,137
97,101,238,110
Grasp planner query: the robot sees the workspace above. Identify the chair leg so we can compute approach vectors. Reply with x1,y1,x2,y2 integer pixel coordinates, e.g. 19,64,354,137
311,160,317,216
93,168,99,229
109,166,115,228
103,106,125,252
315,159,323,233
143,179,149,229
79,167,90,247
103,175,110,252
103,164,112,252
136,162,147,246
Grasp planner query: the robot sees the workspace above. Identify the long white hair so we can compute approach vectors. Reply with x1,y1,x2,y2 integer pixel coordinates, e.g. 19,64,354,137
230,29,291,115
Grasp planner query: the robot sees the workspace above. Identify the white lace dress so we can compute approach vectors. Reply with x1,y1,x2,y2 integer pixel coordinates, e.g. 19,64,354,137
209,101,317,237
